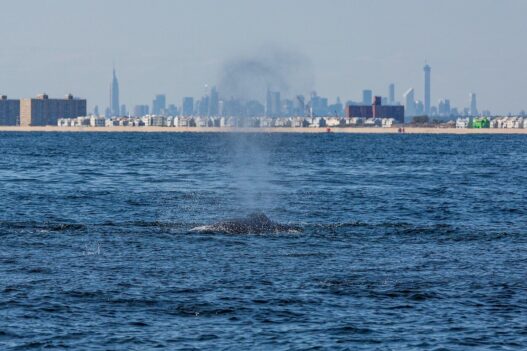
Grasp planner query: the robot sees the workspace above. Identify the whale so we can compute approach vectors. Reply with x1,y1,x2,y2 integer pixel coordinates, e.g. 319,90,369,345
191,213,302,234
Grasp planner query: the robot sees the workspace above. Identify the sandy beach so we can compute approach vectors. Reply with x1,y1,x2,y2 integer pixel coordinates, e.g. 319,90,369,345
1,126,527,134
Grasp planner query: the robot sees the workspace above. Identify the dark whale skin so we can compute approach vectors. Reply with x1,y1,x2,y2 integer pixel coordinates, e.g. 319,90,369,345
191,213,302,234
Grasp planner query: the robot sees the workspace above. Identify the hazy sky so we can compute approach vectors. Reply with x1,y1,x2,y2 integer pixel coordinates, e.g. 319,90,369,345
1,0,526,114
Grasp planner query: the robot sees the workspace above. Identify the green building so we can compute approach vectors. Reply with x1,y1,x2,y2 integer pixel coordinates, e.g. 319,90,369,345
472,117,490,128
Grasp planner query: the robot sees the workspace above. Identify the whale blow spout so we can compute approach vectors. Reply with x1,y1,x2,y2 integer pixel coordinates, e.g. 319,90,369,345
191,212,302,234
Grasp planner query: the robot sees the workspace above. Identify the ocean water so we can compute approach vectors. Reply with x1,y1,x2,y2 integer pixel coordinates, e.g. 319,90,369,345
0,132,526,350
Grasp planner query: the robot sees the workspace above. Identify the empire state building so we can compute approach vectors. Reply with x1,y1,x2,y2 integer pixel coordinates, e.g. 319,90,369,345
109,68,120,117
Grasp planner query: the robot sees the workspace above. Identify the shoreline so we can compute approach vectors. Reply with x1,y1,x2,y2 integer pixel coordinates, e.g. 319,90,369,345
1,126,527,134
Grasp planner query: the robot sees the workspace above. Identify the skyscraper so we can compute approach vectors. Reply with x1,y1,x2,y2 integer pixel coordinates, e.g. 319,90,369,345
198,96,210,116
329,97,343,117
438,99,451,117
152,94,166,115
167,104,178,116
294,95,305,116
133,105,149,117
389,84,395,105
423,64,431,116
271,92,281,117
310,93,329,117
362,90,373,105
469,93,478,116
208,87,219,116
403,88,416,118
265,89,272,117
182,97,194,116
266,89,281,117
415,100,424,116
110,68,120,117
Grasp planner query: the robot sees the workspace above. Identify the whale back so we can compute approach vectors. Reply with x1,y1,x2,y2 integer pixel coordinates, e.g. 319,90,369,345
191,212,301,234
245,212,273,226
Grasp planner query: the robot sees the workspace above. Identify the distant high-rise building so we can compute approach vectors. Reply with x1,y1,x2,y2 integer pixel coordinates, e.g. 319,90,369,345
389,84,395,104
0,95,20,126
182,97,194,116
120,104,127,116
294,95,305,116
403,88,416,118
167,104,178,116
223,97,244,117
362,90,373,105
424,64,431,115
310,93,328,116
281,99,294,116
266,89,281,117
469,93,478,116
93,105,99,116
218,100,224,116
198,96,210,116
133,105,149,117
438,99,451,117
209,87,219,116
152,94,166,115
415,100,424,116
245,100,265,117
20,94,87,126
272,92,281,116
110,68,120,117
194,100,200,115
328,97,343,117
266,89,272,117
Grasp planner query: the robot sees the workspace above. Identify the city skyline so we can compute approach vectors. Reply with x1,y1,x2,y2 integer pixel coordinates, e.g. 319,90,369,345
97,62,485,119
0,61,492,123
1,60,490,121
1,0,527,114
1,61,497,118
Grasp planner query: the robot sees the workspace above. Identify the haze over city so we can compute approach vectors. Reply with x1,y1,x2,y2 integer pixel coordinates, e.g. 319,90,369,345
1,0,527,114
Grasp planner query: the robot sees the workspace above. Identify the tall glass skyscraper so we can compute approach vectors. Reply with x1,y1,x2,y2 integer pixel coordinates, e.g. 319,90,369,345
152,94,166,115
362,90,373,105
110,68,120,117
389,83,395,105
423,64,431,116
404,88,416,118
470,93,478,116
208,87,219,116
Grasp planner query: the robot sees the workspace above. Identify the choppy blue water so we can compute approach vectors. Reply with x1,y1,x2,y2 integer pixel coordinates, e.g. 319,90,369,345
0,132,526,350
